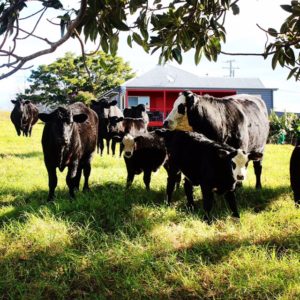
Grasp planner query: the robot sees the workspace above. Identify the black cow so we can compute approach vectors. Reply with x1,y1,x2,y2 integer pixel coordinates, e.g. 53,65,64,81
124,104,149,127
90,99,120,155
38,102,98,201
122,132,166,190
164,91,269,189
10,99,39,136
290,138,300,206
156,129,262,223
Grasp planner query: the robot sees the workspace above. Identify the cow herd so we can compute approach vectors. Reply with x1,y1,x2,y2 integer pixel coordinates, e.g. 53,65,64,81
9,91,299,223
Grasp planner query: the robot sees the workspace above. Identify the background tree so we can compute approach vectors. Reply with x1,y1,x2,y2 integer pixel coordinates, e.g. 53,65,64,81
17,51,135,106
0,1,300,81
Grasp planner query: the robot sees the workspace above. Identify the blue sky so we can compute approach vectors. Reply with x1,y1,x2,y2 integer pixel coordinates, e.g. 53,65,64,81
0,0,299,112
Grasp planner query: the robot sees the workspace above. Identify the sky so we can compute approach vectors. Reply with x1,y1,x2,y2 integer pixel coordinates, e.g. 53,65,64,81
0,0,299,112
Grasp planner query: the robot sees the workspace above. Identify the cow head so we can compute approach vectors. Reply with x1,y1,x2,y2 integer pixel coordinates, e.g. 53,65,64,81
122,134,136,158
38,107,87,146
124,104,146,118
108,116,124,136
91,99,117,118
163,91,194,131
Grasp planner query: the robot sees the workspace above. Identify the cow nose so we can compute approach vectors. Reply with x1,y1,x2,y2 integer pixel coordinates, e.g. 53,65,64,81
237,175,244,181
124,151,132,158
163,120,169,128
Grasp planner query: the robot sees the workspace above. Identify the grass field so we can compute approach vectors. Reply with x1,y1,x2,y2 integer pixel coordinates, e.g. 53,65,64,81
0,111,299,299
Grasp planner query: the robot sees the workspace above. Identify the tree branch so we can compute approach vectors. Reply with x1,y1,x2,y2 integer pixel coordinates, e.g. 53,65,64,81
0,0,88,80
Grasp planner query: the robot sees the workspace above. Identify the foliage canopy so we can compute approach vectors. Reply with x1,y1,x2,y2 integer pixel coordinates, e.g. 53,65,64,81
17,51,135,106
0,1,300,80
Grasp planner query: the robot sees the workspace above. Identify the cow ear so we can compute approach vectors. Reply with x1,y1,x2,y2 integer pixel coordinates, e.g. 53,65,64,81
38,113,52,123
24,100,31,104
217,149,231,159
91,100,98,105
109,100,118,106
177,103,186,115
11,100,17,104
248,151,263,161
73,114,88,123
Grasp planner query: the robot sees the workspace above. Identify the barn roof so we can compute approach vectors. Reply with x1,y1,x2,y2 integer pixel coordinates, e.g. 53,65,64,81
122,64,274,90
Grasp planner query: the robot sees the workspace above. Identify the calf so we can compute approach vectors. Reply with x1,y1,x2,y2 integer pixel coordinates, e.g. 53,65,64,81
90,99,118,155
10,99,39,136
38,102,98,201
124,104,149,127
122,132,166,190
111,117,148,156
290,139,300,206
156,129,262,223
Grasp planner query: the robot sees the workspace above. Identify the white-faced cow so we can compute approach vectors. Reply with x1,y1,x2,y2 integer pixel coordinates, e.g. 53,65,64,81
156,129,262,223
10,99,39,137
122,132,166,190
90,99,121,156
38,102,98,201
164,91,269,189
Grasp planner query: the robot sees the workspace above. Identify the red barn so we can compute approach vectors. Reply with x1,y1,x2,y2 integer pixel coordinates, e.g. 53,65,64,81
101,65,276,128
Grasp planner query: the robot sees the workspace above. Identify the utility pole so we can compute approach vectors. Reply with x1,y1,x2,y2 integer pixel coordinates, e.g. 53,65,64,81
223,60,239,77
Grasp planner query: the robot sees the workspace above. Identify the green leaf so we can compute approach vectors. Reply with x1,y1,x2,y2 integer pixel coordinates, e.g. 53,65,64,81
109,17,129,31
127,35,132,48
268,28,278,37
194,44,202,65
132,32,144,46
271,51,280,70
287,67,298,80
109,34,119,56
280,5,293,13
231,3,240,15
100,37,109,53
172,48,182,64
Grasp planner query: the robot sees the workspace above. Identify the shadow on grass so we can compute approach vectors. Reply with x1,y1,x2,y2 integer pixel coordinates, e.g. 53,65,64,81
0,151,42,159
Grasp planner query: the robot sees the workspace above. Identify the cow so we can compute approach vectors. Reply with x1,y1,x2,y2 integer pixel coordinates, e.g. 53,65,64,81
124,104,149,127
163,91,269,189
156,129,263,223
111,117,148,156
10,99,39,137
290,138,300,206
122,132,166,190
90,99,120,155
38,102,98,201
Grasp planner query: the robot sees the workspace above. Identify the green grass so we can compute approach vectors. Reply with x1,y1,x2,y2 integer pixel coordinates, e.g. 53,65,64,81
0,111,299,299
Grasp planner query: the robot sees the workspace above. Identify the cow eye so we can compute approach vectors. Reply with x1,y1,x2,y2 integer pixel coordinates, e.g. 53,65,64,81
231,161,236,169
178,103,185,115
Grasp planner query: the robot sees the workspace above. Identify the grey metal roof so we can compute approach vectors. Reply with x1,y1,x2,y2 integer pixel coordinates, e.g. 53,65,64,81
122,64,274,90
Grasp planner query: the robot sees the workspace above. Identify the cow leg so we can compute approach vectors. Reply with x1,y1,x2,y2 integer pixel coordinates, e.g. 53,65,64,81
184,178,195,210
66,162,79,199
201,187,214,224
106,138,110,155
46,165,57,201
224,191,240,218
119,143,124,157
166,174,177,205
111,140,116,156
143,169,152,191
126,171,135,189
99,138,104,156
253,160,262,189
83,160,92,192
74,165,83,191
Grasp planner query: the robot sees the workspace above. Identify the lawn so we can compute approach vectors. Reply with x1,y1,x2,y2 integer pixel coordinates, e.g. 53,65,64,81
0,111,299,299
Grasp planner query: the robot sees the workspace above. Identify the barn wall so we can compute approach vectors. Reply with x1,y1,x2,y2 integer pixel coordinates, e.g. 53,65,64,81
236,89,274,113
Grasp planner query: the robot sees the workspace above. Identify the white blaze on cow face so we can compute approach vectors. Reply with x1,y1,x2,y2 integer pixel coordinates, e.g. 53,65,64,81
123,134,135,158
164,93,193,131
231,149,249,182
